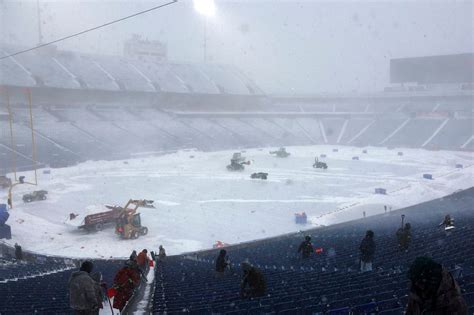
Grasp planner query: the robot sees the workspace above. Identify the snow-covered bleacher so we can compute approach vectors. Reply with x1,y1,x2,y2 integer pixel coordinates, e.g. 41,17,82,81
53,52,117,90
92,55,155,92
151,188,474,314
181,118,240,150
128,61,189,93
1,101,472,175
3,49,78,89
321,118,346,144
199,64,255,95
385,119,444,148
0,44,260,96
338,119,373,144
0,58,34,87
295,118,325,143
272,118,316,144
353,118,406,147
215,117,271,148
243,118,292,144
170,64,220,94
430,119,473,150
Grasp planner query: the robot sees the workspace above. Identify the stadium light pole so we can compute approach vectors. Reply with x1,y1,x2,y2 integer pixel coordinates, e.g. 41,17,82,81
36,0,44,44
193,0,216,63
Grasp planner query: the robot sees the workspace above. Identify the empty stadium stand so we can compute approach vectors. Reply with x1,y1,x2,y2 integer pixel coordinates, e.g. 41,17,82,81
151,188,474,314
0,44,261,96
1,102,473,175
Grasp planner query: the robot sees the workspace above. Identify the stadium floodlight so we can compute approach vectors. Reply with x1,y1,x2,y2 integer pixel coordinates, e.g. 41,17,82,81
193,0,216,17
193,0,217,62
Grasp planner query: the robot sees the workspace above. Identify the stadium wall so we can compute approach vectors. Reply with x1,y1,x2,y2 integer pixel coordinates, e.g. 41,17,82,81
2,85,267,110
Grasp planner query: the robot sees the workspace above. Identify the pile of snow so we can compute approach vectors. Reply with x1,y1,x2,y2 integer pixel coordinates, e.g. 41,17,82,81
63,204,111,228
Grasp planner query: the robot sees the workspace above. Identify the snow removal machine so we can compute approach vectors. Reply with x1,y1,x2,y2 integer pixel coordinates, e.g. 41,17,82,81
226,152,250,171
68,205,122,232
250,172,268,180
67,199,153,235
115,199,149,239
22,190,48,203
313,158,328,169
270,147,291,158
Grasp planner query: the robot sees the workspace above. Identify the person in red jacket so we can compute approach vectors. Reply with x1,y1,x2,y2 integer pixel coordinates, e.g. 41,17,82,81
112,261,140,311
136,249,149,273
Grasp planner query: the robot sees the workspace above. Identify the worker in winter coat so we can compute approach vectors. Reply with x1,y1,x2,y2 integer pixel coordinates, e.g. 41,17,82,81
112,261,141,311
439,214,455,236
396,223,412,250
215,249,229,274
359,230,375,272
69,261,99,314
158,245,166,260
298,236,313,259
406,257,467,315
240,262,266,298
14,243,23,260
89,272,104,315
439,215,454,229
136,249,149,273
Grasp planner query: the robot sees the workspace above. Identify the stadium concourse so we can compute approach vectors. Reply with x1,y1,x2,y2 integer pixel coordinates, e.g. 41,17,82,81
0,188,473,314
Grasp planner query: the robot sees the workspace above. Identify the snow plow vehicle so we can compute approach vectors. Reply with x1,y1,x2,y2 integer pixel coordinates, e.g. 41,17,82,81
226,152,251,171
22,190,48,203
115,199,149,239
270,147,291,158
250,172,268,180
227,160,251,171
67,199,151,235
313,158,328,169
68,206,122,232
0,176,12,189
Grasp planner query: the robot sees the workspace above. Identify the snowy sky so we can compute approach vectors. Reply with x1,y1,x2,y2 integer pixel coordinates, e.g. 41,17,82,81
0,0,472,94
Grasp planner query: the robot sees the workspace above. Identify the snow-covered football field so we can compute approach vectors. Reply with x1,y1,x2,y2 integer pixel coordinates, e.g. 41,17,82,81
1,145,473,259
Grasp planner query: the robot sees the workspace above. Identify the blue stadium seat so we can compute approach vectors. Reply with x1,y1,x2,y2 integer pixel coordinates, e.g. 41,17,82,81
377,298,400,312
352,301,377,314
327,306,351,314
0,257,124,314
150,189,474,314
378,307,404,315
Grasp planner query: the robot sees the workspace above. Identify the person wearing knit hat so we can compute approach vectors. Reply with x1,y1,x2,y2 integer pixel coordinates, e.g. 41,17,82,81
406,257,467,314
69,261,98,314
